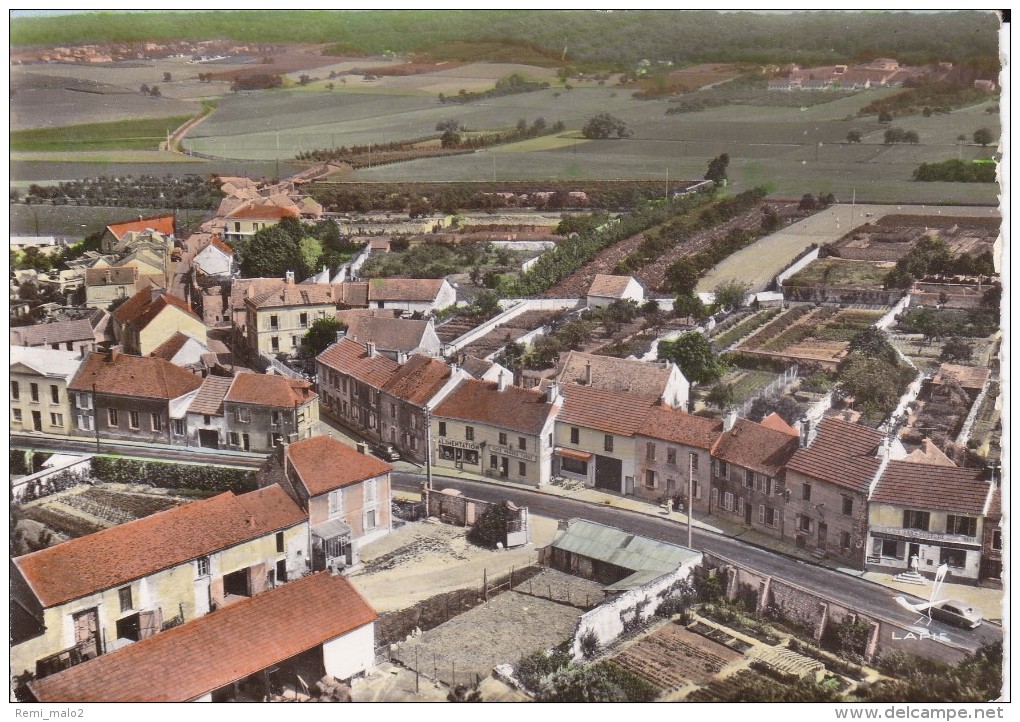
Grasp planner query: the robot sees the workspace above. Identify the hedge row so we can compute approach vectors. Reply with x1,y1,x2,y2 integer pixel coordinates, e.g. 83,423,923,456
90,457,257,495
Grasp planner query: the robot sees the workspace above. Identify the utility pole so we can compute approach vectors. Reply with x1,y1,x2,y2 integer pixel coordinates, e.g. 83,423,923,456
687,452,694,549
424,404,433,490
851,187,856,229
92,383,100,454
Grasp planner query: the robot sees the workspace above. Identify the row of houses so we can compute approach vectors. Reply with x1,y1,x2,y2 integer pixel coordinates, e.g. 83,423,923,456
12,435,392,700
316,337,1001,586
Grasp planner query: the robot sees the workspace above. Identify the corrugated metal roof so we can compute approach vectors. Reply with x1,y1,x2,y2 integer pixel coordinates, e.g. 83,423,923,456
549,519,698,575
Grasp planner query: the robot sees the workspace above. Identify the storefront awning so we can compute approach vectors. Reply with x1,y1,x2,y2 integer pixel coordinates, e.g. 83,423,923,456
556,447,593,462
312,518,353,542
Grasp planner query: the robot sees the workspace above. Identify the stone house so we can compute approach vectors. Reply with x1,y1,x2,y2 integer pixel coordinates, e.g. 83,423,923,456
586,274,645,308
84,266,140,309
633,406,722,510
10,318,99,355
11,486,308,680
10,346,84,436
556,350,690,411
256,436,393,571
112,287,207,357
222,373,318,453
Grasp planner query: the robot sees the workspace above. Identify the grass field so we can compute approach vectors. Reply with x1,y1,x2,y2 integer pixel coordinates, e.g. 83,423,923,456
8,204,207,238
11,116,193,152
784,258,891,288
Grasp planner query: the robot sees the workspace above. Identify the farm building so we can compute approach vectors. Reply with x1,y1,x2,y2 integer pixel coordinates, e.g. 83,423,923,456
586,274,645,308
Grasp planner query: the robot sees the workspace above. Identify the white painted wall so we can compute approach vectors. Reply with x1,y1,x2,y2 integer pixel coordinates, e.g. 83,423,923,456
322,622,376,681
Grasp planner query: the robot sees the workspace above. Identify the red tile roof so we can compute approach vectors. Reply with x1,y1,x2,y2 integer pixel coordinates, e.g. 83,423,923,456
28,572,377,703
932,363,991,391
317,337,399,387
68,351,203,399
186,374,234,416
286,436,392,496
638,407,722,450
871,461,990,515
711,418,800,477
382,355,452,405
367,277,444,302
14,486,305,608
148,331,197,361
248,283,337,309
227,203,300,220
557,383,658,436
225,373,316,408
113,287,201,328
588,274,637,299
761,413,800,437
785,418,883,493
557,351,674,399
208,236,233,256
434,378,556,436
106,214,175,241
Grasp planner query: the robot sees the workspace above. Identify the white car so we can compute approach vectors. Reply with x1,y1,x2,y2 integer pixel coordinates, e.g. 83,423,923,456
928,600,983,629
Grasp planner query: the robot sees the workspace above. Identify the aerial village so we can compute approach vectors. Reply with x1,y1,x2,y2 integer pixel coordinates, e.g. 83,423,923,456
9,9,1004,706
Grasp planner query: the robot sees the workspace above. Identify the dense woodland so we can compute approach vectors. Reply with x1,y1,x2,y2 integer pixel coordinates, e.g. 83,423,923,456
11,11,999,71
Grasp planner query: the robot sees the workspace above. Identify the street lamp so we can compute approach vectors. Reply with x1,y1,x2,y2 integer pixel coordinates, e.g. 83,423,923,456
687,452,694,549
424,404,433,490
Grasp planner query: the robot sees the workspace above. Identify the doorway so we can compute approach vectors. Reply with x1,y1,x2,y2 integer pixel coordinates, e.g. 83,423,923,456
198,429,219,449
594,455,622,491
32,410,42,431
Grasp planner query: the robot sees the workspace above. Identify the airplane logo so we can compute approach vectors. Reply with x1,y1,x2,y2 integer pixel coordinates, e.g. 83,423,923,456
893,562,949,627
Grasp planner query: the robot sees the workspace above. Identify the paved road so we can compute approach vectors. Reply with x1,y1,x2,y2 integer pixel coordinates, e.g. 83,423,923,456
11,434,266,469
394,472,1000,661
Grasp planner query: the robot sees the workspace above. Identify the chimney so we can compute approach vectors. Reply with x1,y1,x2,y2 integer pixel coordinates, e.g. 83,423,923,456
546,380,561,405
397,351,408,364
335,327,346,343
285,270,295,285
108,349,120,363
498,370,509,392
357,443,366,454
877,436,891,460
366,341,377,358
584,361,592,386
723,408,737,432
799,419,811,448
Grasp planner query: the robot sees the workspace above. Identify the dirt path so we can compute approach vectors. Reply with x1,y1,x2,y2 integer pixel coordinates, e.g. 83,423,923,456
348,516,559,613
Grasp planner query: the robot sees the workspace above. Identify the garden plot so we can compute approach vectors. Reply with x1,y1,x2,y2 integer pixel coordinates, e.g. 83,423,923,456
828,214,1000,263
734,306,886,370
612,621,743,692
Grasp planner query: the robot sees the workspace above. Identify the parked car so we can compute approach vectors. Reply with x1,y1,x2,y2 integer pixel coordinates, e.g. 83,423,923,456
372,443,400,461
928,599,983,629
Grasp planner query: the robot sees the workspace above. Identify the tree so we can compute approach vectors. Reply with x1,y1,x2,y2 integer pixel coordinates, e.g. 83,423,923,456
659,332,726,384
846,130,863,144
467,501,512,548
140,83,150,95
847,326,897,362
940,337,974,363
440,130,461,148
878,110,894,123
163,72,172,83
973,128,994,146
707,383,735,408
234,221,308,279
705,153,730,184
298,74,312,86
750,395,806,425
713,280,749,310
516,117,528,132
149,85,161,98
581,113,631,139
674,292,707,323
799,193,818,210
303,317,347,358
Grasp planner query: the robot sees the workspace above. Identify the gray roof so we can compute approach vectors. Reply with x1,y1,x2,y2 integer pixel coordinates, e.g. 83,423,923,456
10,319,95,347
549,519,699,582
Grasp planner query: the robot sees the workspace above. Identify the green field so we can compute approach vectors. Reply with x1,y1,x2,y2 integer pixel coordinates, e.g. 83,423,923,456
8,204,207,238
11,116,193,152
784,258,890,288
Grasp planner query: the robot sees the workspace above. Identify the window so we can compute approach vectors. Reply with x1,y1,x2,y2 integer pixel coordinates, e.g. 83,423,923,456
604,435,614,452
760,506,777,527
439,422,447,437
271,433,283,447
228,432,240,446
570,427,580,444
465,426,474,441
946,515,977,537
50,385,59,404
667,447,677,466
490,455,499,469
328,490,342,518
118,586,133,613
390,403,396,417
204,415,211,425
736,497,743,515
365,478,377,503
341,377,348,393
518,437,527,451
108,408,119,427
30,383,39,402
711,487,718,509
129,411,139,430
724,492,734,512
645,470,656,488
801,483,812,501
940,548,967,569
646,442,656,461
173,419,184,435
299,312,308,328
691,453,699,471
50,413,63,427
840,531,851,549
271,336,280,352
12,409,22,423
272,411,282,426
903,510,930,531
499,432,507,446
518,461,527,477
234,408,250,423
365,508,377,531
196,556,210,576
993,529,1002,551
881,539,902,558
841,495,854,516
716,460,728,478
151,413,162,432
561,456,587,475
270,315,279,330
276,531,285,553
797,515,812,533
11,381,19,401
